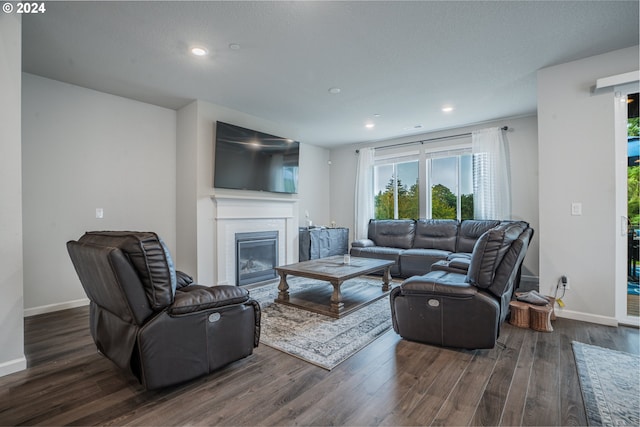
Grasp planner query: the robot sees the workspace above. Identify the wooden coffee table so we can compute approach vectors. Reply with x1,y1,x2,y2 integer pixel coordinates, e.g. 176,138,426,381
274,255,396,318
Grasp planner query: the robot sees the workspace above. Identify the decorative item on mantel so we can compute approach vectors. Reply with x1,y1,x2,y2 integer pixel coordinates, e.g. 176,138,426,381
304,210,312,228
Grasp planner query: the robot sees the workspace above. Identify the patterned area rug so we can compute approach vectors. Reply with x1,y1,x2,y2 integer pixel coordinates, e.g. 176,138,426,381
572,341,640,426
249,276,394,370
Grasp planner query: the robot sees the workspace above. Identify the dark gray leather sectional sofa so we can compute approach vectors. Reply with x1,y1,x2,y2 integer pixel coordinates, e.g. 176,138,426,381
389,220,533,349
350,219,501,278
352,218,533,349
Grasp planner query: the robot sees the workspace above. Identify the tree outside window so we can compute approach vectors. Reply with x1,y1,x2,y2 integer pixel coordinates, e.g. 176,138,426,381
429,154,473,220
374,161,419,219
373,153,473,220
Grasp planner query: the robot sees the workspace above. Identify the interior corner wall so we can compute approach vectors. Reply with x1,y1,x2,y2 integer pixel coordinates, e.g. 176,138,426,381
538,45,639,323
21,74,177,314
0,12,26,377
176,99,329,284
176,101,199,277
328,115,540,279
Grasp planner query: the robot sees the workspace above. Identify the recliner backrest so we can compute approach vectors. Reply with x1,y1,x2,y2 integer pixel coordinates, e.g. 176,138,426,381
367,219,416,249
67,241,154,325
77,231,177,310
466,221,529,290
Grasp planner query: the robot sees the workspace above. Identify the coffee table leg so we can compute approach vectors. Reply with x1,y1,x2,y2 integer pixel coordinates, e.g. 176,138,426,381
330,280,344,313
382,266,392,292
277,271,290,301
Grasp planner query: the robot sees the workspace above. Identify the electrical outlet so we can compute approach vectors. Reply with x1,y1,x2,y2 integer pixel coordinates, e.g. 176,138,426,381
561,275,570,290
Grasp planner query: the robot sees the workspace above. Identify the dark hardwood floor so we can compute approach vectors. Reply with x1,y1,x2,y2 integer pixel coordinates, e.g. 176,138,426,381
1,306,638,426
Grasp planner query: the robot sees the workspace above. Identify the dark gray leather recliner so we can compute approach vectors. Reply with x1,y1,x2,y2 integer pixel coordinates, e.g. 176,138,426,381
389,221,533,350
67,231,260,389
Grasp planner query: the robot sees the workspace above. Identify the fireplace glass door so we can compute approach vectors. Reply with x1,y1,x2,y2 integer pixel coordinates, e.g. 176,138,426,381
235,231,278,286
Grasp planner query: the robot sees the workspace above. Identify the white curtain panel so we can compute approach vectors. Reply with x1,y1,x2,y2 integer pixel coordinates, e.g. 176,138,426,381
472,127,512,220
354,147,375,239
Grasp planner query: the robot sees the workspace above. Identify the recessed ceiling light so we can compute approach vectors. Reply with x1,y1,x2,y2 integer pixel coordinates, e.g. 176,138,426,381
414,125,423,129
365,123,375,129
190,46,208,57
229,43,241,50
373,113,381,118
441,106,454,113
328,87,341,94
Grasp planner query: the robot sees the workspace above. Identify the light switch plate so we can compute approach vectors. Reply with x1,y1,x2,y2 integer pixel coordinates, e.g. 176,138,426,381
571,202,582,216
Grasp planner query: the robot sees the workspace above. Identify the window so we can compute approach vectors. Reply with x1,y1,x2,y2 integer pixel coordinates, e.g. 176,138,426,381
374,159,419,219
428,153,474,220
373,145,473,220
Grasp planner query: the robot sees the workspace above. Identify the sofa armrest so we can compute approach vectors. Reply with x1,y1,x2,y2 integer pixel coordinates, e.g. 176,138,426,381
169,285,250,315
351,238,376,248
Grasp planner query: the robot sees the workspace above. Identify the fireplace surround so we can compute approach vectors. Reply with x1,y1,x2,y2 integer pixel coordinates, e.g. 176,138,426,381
212,194,298,286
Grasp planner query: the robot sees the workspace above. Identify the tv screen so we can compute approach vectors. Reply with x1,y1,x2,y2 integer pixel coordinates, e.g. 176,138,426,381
214,121,300,194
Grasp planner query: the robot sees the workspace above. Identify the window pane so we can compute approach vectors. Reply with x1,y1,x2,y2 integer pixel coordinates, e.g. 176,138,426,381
460,154,474,220
431,157,457,219
397,161,419,219
374,164,394,219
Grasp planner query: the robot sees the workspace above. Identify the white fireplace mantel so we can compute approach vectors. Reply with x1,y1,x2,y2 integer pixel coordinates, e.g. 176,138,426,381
212,194,299,286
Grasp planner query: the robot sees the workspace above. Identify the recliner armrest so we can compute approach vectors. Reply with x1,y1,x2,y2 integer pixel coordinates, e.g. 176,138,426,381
169,285,250,315
351,239,376,248
431,257,471,274
399,271,477,297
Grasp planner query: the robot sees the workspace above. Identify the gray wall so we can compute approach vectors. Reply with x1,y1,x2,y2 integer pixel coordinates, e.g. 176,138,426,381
328,115,540,280
21,78,330,312
22,74,177,314
0,13,26,376
538,45,639,324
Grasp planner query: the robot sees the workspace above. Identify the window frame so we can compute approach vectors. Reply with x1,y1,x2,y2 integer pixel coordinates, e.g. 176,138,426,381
373,141,472,220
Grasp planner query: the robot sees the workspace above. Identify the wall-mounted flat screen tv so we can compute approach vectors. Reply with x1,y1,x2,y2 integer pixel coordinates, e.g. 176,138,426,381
214,121,300,194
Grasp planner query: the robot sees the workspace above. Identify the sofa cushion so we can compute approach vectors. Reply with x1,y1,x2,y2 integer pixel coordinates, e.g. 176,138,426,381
457,220,501,253
79,231,177,310
400,248,451,277
413,219,458,251
466,221,528,289
367,219,416,250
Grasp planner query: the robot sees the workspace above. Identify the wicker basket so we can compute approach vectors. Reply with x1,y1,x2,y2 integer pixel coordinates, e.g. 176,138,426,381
509,301,530,328
529,304,553,332
545,296,556,320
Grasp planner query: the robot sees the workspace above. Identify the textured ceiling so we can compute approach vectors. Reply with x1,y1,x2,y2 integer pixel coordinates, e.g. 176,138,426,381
22,1,640,147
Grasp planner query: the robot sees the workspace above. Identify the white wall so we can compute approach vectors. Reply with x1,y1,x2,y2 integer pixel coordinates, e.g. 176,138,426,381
298,143,331,227
538,45,639,324
22,74,177,314
329,115,540,279
0,13,26,376
176,100,330,284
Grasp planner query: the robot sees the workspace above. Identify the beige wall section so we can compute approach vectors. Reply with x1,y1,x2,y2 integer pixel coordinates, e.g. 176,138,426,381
0,13,26,377
538,45,639,324
21,74,177,313
176,100,330,284
328,115,541,280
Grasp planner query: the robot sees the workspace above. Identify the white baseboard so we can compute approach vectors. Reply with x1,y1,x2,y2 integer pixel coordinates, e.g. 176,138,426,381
555,308,619,327
0,356,27,377
520,274,539,284
24,298,90,317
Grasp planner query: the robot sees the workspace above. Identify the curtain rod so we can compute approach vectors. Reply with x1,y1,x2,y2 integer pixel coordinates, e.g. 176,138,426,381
356,126,508,153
